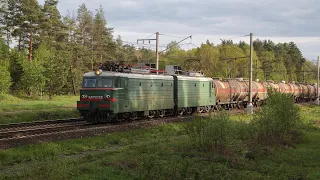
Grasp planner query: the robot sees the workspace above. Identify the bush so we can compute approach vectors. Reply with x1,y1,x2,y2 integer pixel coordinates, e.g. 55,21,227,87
20,60,45,96
251,90,303,146
0,65,12,94
185,111,231,154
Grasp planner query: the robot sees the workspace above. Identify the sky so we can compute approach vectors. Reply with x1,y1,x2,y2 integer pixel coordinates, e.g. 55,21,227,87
38,0,320,60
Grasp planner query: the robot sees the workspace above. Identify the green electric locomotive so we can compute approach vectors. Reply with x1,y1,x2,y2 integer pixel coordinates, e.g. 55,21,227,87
77,68,216,123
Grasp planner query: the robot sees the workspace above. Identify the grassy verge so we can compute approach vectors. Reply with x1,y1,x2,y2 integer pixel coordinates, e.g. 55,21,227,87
0,94,80,124
0,105,319,180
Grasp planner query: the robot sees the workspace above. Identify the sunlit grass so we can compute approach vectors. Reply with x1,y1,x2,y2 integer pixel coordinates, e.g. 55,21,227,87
0,94,79,124
0,105,319,179
0,94,78,112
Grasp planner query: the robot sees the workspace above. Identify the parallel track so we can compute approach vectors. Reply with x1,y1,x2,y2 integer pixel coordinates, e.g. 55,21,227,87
0,109,249,149
0,118,85,130
0,119,86,140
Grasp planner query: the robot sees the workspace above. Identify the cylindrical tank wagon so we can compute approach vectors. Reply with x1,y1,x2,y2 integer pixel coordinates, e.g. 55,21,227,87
213,78,268,109
213,78,318,109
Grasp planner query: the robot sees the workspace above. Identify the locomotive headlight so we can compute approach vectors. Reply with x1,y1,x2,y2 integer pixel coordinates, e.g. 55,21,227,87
95,69,102,75
81,94,88,99
104,94,111,99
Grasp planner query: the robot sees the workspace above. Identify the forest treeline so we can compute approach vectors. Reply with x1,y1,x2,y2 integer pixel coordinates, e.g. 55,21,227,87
0,0,317,97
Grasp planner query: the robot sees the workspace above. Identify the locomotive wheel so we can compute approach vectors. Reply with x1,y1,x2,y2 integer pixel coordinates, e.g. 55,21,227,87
178,108,185,115
256,101,260,107
159,110,165,117
148,110,157,118
115,114,124,122
122,113,130,120
215,105,222,111
166,109,174,116
186,107,193,115
198,106,204,113
204,106,211,112
130,112,138,120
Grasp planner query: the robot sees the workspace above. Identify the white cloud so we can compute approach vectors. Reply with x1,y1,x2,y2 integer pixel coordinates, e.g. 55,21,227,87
36,0,320,59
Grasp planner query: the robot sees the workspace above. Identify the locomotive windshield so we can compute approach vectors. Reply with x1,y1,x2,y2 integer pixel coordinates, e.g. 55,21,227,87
82,78,113,88
83,78,96,88
97,79,113,88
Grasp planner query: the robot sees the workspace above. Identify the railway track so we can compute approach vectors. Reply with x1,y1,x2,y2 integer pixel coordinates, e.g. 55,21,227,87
0,109,249,149
0,118,86,140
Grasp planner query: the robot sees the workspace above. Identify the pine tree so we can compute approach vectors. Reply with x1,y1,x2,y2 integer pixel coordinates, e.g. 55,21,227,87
41,0,67,47
76,3,93,69
0,0,9,44
5,0,43,59
5,0,23,49
93,6,116,64
20,0,43,61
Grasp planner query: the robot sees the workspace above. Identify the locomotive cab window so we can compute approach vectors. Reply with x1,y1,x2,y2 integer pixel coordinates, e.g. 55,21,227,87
83,78,96,88
98,78,113,88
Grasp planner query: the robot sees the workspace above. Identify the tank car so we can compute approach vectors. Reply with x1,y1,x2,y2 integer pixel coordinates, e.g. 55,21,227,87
252,81,267,105
288,83,302,102
307,85,316,100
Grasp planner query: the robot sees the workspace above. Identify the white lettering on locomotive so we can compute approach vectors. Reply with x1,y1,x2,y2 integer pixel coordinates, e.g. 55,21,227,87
88,96,103,99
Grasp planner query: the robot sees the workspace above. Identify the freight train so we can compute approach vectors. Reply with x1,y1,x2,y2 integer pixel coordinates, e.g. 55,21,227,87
77,64,319,123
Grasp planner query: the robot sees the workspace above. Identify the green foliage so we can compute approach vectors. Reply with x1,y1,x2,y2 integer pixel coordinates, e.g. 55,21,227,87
93,6,116,63
192,44,220,77
139,48,155,62
115,35,137,63
0,38,11,94
252,90,303,146
20,60,45,96
8,49,24,92
185,112,231,154
0,65,12,94
35,44,67,98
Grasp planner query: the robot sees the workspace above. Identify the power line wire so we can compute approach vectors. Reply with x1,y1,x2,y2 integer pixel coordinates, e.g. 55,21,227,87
159,34,186,38
143,33,156,39
159,35,192,53
226,35,247,40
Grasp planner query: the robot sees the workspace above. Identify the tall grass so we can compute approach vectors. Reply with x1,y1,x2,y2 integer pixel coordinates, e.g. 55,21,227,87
185,111,232,154
185,90,305,158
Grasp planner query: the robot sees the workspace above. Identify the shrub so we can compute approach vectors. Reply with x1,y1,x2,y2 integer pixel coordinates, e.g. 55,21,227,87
0,65,12,94
185,111,231,154
251,90,303,146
